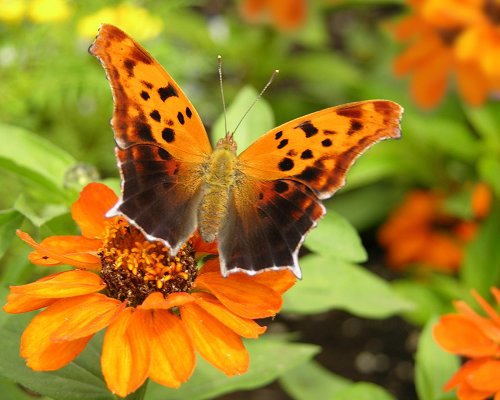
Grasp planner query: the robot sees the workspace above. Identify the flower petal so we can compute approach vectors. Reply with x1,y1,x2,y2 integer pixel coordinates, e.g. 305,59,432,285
47,294,123,341
181,302,249,375
148,309,195,387
192,292,266,338
139,291,194,310
468,359,500,392
21,302,93,370
17,230,101,269
248,270,296,294
10,270,105,298
27,235,101,266
198,257,221,275
71,182,117,240
195,272,283,319
433,314,499,357
101,308,151,397
3,292,56,313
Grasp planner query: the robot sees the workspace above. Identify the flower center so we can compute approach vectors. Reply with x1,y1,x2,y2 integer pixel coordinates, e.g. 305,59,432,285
98,217,197,307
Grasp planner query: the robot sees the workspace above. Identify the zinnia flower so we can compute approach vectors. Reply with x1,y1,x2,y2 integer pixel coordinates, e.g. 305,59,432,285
434,288,500,399
3,182,295,397
240,0,307,30
393,0,500,108
378,185,490,272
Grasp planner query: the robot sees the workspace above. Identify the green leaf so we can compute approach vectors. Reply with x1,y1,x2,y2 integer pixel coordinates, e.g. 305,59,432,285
461,205,500,295
305,210,367,263
464,101,500,147
14,194,69,227
0,124,76,199
282,255,414,317
0,209,24,259
334,382,396,400
0,376,35,400
415,317,459,400
478,155,500,198
211,85,274,152
146,337,319,400
280,360,351,399
0,312,112,400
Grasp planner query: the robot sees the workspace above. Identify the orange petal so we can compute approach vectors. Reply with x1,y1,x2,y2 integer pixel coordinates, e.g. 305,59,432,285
456,61,489,106
71,182,117,240
410,46,452,108
45,294,124,341
21,302,93,370
249,270,296,294
3,292,56,313
471,183,492,219
195,272,283,319
198,257,221,275
433,314,498,357
139,291,194,310
192,292,266,338
468,359,500,392
101,308,151,397
27,235,101,266
148,309,195,387
181,302,249,375
191,231,218,255
270,0,306,30
17,230,101,269
454,299,500,343
10,270,105,298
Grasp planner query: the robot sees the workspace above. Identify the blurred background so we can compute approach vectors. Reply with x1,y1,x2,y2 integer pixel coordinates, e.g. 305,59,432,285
1,1,499,399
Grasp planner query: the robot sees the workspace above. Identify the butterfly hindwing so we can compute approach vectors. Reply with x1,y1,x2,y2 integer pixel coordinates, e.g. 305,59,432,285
110,145,204,253
238,100,402,199
218,177,325,277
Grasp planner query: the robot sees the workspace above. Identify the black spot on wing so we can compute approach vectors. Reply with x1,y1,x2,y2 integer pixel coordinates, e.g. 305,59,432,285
123,59,136,77
278,157,294,171
295,166,321,182
158,148,171,160
177,112,185,125
140,91,150,101
274,181,289,193
296,121,318,138
324,129,336,135
186,107,192,118
347,120,363,136
135,121,153,141
275,131,283,140
149,110,161,122
287,149,298,157
322,138,332,147
142,81,153,89
300,149,313,159
158,84,178,101
277,139,288,149
162,128,175,143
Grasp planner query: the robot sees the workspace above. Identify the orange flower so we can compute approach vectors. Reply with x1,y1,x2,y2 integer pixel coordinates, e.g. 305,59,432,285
434,288,500,399
3,182,295,397
378,189,477,272
240,0,307,30
392,0,500,108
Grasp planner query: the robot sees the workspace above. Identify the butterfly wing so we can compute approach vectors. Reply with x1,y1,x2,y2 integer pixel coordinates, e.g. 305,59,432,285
90,24,211,253
219,100,402,276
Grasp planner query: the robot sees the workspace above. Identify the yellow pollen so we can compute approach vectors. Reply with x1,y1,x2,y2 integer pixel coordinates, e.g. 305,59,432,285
98,217,197,306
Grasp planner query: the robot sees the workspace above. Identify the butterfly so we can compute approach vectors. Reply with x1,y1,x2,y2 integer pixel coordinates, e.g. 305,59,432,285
89,24,403,279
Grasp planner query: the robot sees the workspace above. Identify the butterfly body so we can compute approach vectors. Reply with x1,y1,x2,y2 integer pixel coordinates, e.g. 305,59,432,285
90,24,403,278
198,136,239,243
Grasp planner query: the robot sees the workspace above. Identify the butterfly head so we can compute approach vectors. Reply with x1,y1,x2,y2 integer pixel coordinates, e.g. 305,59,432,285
216,134,237,152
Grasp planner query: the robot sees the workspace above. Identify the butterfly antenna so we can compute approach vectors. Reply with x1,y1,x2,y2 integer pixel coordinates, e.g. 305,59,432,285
218,55,229,137
230,69,279,139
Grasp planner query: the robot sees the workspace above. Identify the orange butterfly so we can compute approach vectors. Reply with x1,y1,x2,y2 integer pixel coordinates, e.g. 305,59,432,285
90,24,403,279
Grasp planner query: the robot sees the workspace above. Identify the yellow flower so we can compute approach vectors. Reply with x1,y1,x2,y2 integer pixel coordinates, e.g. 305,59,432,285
78,4,163,40
0,0,71,23
4,182,295,397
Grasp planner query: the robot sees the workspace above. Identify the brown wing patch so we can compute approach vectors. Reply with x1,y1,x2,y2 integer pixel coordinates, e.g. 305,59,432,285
89,24,212,162
108,145,205,254
217,176,325,277
238,100,403,199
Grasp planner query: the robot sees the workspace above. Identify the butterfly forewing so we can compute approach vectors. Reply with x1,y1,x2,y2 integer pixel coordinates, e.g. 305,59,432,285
238,100,402,199
89,24,212,161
